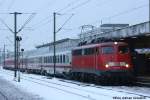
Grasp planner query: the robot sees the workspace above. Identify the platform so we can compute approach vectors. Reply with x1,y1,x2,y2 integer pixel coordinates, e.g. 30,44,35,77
0,77,42,100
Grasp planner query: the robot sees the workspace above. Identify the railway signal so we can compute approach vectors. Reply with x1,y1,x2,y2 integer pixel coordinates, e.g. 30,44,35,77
21,48,24,70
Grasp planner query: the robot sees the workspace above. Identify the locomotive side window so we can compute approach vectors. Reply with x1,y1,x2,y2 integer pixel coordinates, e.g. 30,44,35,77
118,46,129,54
102,46,114,54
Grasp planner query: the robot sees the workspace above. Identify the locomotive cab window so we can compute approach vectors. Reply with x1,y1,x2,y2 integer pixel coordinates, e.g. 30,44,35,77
101,46,114,54
72,49,82,56
118,45,129,54
84,48,94,55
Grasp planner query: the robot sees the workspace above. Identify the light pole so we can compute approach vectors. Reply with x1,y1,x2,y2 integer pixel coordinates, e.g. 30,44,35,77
10,12,22,79
149,0,150,32
53,12,56,77
52,12,73,77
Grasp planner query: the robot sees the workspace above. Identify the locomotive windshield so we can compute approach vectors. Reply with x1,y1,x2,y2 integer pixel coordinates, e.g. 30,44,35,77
118,45,129,54
102,46,115,54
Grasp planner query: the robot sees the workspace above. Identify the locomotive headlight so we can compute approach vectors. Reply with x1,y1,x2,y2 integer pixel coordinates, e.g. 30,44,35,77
105,64,109,68
125,64,129,68
114,42,118,45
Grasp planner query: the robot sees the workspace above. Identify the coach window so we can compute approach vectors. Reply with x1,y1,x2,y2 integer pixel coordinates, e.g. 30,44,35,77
65,56,68,63
60,55,62,63
46,56,48,63
40,57,42,63
52,56,54,63
102,46,114,54
55,56,57,63
47,57,49,63
47,56,49,63
47,56,50,63
49,56,51,63
43,57,45,63
57,56,59,63
63,55,65,63
57,55,60,63
45,57,47,63
66,56,69,63
46,57,48,63
50,56,53,63
48,56,50,63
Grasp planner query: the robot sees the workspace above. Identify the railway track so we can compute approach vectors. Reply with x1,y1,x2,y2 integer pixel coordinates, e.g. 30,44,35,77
1,70,150,100
15,74,150,98
58,78,150,99
136,76,150,87
17,77,150,99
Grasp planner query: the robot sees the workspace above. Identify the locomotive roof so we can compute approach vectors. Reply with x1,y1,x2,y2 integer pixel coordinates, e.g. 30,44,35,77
73,42,128,50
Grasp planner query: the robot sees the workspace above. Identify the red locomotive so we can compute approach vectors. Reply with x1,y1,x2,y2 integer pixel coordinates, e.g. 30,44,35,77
71,42,134,83
4,41,134,84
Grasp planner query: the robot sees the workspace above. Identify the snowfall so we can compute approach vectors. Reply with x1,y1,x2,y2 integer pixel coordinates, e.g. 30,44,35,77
0,67,150,100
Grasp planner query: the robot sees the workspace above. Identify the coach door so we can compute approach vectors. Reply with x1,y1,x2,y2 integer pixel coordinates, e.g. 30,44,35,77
95,47,99,70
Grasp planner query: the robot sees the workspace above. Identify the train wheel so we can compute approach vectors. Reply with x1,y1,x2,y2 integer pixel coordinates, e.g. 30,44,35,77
94,76,101,85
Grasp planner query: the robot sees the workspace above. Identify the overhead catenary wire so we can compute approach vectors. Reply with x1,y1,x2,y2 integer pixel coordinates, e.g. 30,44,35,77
0,17,13,33
57,0,81,13
106,4,148,20
6,36,13,44
56,14,74,33
17,13,36,33
31,16,52,29
63,0,92,13
7,0,16,10
2,0,16,21
90,3,149,25
0,0,5,7
31,0,82,30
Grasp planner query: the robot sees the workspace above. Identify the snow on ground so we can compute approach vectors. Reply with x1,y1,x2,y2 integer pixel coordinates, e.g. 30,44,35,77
0,77,42,100
0,68,150,100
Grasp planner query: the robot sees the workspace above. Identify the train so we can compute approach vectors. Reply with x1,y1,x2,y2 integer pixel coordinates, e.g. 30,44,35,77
4,42,134,84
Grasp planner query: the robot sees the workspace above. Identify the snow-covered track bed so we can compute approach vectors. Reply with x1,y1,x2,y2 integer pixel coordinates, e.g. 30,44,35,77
1,69,150,100
0,71,113,100
0,90,9,100
58,78,150,99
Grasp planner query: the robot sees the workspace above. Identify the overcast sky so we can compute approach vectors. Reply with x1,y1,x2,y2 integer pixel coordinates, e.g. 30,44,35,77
0,0,148,51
